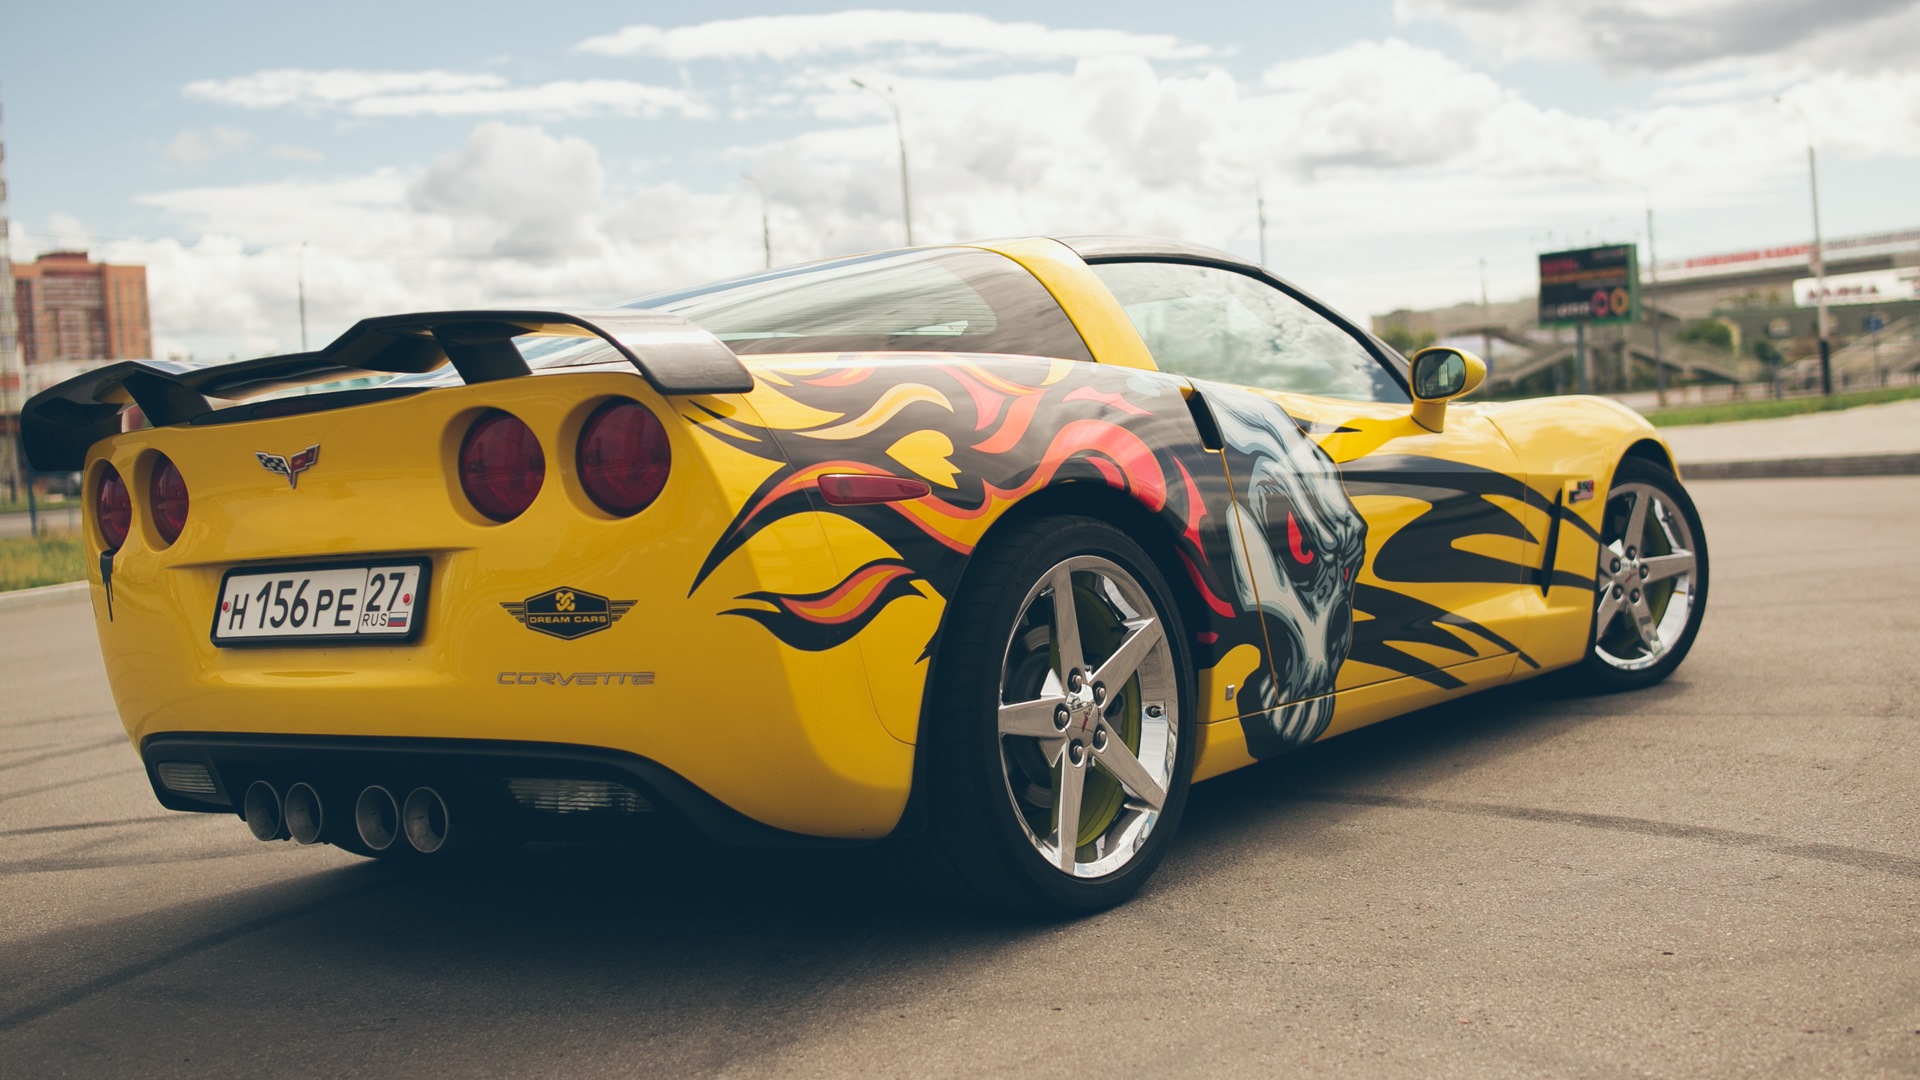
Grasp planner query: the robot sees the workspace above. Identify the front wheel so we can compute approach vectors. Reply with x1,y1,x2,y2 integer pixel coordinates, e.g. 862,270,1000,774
914,516,1195,915
1573,457,1709,692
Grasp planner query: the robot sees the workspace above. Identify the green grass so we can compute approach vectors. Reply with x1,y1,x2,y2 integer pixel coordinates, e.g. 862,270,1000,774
1644,384,1920,427
0,532,89,592
0,498,79,516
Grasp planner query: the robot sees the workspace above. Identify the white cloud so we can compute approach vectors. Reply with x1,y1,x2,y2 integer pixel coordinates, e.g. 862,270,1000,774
111,36,1920,360
1395,0,1920,77
166,126,255,164
408,123,605,259
185,69,503,108
184,68,707,119
577,10,1211,63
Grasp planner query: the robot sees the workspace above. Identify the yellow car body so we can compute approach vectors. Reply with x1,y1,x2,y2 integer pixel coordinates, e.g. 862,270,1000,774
26,236,1684,848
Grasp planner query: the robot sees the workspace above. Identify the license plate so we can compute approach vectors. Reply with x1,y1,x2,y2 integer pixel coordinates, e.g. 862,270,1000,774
212,560,429,646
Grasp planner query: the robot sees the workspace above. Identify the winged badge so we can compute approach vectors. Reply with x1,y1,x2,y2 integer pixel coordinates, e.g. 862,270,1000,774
256,445,320,488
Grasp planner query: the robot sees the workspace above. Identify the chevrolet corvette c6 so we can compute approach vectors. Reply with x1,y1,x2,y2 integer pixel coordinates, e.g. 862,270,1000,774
23,235,1708,912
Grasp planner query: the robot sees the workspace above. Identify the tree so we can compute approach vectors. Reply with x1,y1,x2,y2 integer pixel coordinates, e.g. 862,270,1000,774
1379,325,1438,355
1677,319,1734,352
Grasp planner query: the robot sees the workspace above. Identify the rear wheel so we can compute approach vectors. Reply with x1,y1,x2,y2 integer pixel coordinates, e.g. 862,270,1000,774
915,516,1195,914
1574,457,1708,692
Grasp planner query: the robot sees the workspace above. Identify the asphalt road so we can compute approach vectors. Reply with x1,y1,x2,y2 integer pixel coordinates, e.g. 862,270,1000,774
2,476,1916,1078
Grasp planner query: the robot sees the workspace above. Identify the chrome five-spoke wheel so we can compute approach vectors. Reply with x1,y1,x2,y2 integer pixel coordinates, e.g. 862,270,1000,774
1595,481,1697,670
1577,458,1708,691
916,515,1194,913
997,554,1178,878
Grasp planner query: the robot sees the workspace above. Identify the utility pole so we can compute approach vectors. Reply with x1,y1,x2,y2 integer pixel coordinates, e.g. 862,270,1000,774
850,79,913,246
1646,198,1667,407
1576,323,1590,395
1479,257,1492,365
0,98,24,503
744,175,772,269
1806,140,1832,395
1777,96,1832,395
1256,182,1269,267
297,240,309,352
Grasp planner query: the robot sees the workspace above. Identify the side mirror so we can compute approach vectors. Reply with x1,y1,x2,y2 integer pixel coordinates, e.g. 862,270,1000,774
1408,346,1486,432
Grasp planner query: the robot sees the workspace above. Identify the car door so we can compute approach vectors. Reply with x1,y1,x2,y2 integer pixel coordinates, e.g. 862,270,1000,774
1088,259,1537,752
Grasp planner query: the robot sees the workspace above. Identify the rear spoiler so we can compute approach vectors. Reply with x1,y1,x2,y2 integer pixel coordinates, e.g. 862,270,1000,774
21,308,754,471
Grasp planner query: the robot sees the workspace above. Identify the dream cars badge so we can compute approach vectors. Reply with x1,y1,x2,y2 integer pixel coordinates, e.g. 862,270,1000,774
501,587,636,640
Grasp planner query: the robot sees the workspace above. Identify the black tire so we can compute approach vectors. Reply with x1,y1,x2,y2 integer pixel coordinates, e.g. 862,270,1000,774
1570,457,1709,693
912,515,1197,915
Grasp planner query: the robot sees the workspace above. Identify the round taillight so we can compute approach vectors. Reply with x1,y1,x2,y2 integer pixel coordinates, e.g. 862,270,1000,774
150,454,190,545
459,410,545,522
96,464,132,551
577,400,671,517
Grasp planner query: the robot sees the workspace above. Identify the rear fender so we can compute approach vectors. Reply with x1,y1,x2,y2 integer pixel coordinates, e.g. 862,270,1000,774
703,354,1262,745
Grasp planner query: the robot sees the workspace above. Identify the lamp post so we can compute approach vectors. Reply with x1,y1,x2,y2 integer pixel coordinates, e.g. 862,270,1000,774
743,174,772,269
1645,191,1667,407
1256,180,1269,267
297,240,309,353
850,78,914,246
1775,96,1832,396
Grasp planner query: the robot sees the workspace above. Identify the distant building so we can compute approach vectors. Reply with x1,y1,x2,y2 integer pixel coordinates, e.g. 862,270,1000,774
11,251,151,364
1372,226,1920,396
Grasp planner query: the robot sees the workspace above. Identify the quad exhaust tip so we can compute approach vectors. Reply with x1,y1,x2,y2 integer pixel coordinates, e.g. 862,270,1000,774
284,782,326,846
243,780,286,842
354,786,401,852
403,787,449,854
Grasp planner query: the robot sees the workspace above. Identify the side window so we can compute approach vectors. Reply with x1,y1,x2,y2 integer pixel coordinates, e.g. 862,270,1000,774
1091,262,1406,403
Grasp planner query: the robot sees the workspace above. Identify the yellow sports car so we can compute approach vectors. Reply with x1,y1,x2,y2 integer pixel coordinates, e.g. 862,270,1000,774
24,236,1707,912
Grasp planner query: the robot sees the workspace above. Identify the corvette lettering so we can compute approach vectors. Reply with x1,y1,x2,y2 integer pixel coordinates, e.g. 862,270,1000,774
496,671,655,686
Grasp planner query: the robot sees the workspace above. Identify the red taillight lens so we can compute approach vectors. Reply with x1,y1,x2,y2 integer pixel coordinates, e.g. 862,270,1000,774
459,410,545,522
150,454,190,545
96,465,132,550
577,400,671,517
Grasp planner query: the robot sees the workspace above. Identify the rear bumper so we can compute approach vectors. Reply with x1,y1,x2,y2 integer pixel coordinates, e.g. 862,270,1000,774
141,732,863,848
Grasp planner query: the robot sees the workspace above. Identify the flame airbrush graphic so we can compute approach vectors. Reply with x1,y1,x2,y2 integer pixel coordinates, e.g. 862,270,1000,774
686,355,1251,662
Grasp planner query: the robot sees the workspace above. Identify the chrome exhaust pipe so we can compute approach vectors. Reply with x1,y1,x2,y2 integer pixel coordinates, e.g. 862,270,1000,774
243,780,285,842
402,786,449,854
284,782,326,846
354,786,402,852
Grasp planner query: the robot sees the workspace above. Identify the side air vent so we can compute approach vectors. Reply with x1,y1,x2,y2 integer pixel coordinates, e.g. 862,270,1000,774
1184,390,1224,452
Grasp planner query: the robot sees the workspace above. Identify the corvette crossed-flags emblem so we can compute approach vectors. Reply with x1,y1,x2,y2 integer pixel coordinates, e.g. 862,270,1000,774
255,445,320,488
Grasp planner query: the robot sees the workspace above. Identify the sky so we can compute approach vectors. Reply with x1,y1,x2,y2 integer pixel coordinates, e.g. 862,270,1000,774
2,0,1917,361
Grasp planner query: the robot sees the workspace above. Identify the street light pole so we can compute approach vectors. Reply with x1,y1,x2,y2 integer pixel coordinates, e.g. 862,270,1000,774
850,78,913,246
743,174,772,269
1776,97,1832,395
298,240,309,353
1645,194,1667,407
1256,181,1269,267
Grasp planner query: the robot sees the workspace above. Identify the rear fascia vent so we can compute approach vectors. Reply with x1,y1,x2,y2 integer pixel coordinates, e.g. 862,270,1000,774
506,778,653,815
156,761,219,795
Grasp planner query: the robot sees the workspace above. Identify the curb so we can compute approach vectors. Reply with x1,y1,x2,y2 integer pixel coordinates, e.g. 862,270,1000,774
1683,452,1920,480
0,580,89,613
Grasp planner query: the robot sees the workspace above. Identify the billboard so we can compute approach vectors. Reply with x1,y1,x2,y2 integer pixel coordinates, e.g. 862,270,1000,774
1538,244,1639,327
1792,267,1920,308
